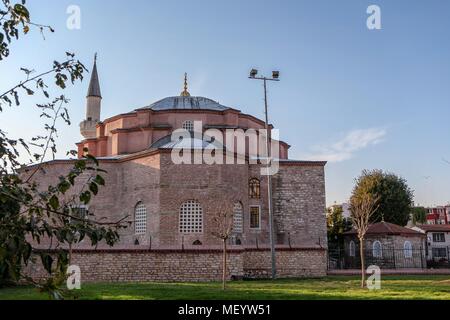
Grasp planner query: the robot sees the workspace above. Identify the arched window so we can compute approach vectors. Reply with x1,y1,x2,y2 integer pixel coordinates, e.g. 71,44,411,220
192,240,202,246
179,200,203,233
372,241,382,258
134,202,147,235
249,178,260,199
182,120,194,132
349,240,356,257
233,202,243,233
404,241,413,258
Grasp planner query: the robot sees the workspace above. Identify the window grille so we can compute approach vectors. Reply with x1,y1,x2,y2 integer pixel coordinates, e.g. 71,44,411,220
179,200,203,233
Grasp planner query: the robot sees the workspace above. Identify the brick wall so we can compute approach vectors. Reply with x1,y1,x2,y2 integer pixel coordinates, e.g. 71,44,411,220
24,153,327,251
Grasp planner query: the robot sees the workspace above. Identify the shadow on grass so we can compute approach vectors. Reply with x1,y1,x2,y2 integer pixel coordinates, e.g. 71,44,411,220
1,275,450,300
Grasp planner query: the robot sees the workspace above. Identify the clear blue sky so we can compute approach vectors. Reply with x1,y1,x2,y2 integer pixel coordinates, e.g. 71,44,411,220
1,0,449,207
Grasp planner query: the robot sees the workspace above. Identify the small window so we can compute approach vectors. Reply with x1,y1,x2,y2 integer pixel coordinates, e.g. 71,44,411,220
372,241,382,258
230,235,242,245
233,202,243,233
432,247,447,258
349,240,356,257
250,206,260,229
182,120,194,132
134,202,147,235
192,240,202,246
404,241,413,258
179,200,203,233
249,178,260,199
432,233,445,242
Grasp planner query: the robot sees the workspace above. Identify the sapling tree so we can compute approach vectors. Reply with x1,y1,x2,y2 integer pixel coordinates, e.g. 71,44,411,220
349,192,379,288
210,202,234,290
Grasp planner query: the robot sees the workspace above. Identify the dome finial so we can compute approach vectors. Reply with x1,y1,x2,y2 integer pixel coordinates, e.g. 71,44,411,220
180,73,190,97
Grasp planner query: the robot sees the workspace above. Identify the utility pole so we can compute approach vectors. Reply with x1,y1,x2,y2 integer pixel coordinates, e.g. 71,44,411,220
249,69,280,279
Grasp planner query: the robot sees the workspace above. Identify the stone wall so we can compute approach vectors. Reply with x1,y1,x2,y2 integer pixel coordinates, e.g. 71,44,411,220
272,164,327,248
23,248,327,282
243,248,327,278
343,234,427,269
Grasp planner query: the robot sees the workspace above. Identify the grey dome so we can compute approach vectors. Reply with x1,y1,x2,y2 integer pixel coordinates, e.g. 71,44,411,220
146,96,229,111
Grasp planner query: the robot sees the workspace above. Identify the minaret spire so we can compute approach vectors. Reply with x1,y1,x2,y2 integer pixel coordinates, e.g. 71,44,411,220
87,53,102,98
180,73,190,97
80,53,102,139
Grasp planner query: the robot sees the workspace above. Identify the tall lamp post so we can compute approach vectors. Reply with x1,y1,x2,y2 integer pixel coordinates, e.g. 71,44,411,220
249,69,280,279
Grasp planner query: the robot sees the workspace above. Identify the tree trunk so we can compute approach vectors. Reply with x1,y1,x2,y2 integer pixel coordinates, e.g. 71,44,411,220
222,239,227,290
359,237,365,288
69,242,72,265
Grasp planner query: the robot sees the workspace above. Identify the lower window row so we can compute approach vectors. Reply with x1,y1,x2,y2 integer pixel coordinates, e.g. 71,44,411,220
133,201,262,235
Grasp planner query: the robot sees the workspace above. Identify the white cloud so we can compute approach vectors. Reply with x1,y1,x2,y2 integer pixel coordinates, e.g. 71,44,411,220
302,128,386,163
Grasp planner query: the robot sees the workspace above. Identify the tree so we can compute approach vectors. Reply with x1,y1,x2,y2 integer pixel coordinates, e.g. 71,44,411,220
0,197,21,286
411,206,427,225
327,206,352,248
210,202,234,290
0,0,126,297
352,169,413,226
349,193,379,288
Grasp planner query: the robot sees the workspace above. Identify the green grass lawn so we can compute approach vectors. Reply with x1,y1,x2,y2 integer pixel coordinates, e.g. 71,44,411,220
1,275,450,300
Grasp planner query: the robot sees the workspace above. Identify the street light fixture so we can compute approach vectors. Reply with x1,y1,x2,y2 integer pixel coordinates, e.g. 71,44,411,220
248,68,280,279
249,69,258,78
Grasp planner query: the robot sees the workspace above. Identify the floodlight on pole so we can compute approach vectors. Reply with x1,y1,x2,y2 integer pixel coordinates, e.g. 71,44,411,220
248,68,280,280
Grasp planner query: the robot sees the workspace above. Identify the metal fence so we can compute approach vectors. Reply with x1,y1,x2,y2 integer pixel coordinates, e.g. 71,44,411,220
426,245,450,268
328,246,427,270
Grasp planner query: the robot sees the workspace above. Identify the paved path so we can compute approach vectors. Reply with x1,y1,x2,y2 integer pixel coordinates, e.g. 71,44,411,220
328,269,450,275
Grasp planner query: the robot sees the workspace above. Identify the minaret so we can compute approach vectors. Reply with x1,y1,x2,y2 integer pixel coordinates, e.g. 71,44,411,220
80,53,102,139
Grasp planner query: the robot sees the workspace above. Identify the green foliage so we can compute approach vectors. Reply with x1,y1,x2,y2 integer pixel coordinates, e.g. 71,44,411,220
411,206,427,224
0,0,127,297
0,197,24,286
0,0,54,60
351,169,414,226
327,206,352,247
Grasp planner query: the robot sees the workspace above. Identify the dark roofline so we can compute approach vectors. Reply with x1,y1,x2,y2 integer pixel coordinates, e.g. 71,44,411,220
415,224,450,232
344,221,425,236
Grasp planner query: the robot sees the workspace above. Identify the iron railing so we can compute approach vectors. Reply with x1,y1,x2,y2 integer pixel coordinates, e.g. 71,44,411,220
328,246,429,270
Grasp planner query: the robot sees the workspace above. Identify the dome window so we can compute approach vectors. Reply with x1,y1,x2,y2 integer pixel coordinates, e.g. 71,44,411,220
182,120,194,132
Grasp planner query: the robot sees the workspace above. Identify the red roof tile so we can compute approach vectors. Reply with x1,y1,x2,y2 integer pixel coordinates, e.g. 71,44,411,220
344,221,425,236
416,224,450,232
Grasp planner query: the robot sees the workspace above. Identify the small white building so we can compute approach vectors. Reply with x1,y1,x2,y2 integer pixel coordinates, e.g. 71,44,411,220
410,224,450,264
